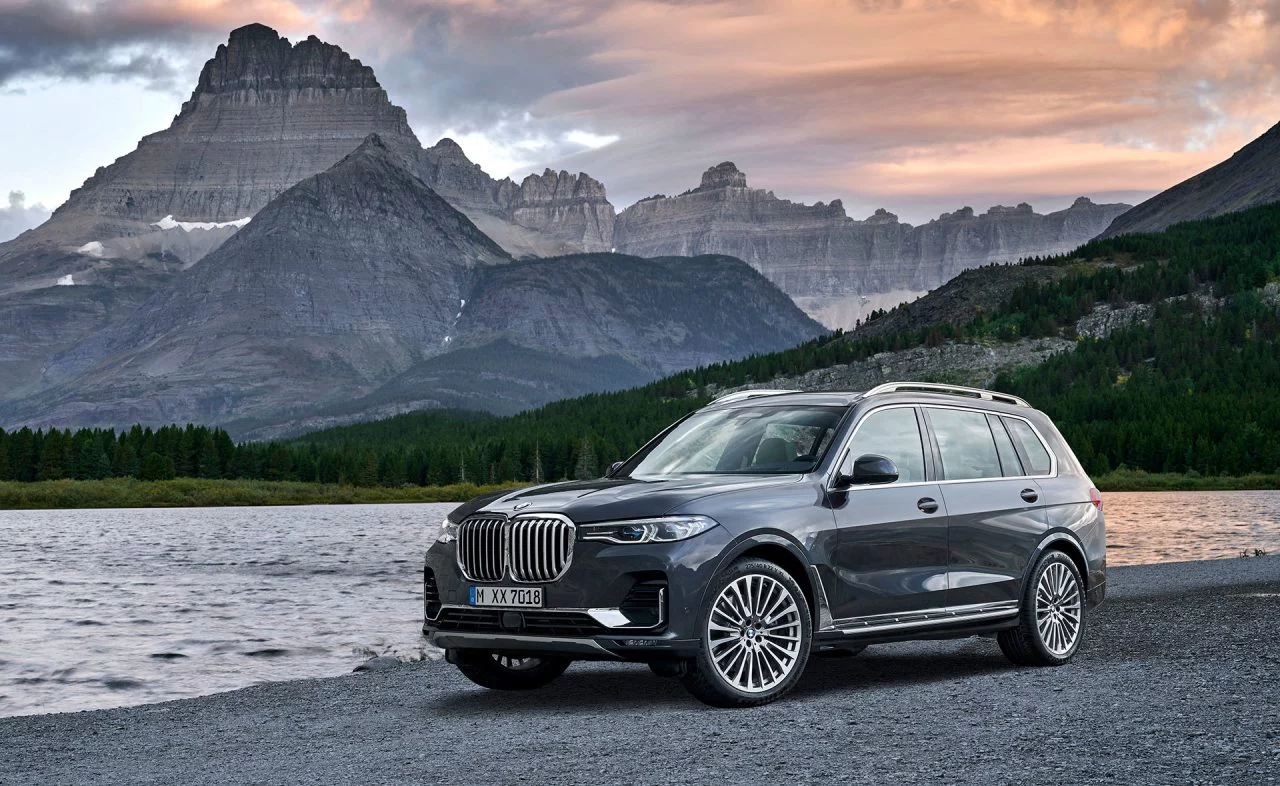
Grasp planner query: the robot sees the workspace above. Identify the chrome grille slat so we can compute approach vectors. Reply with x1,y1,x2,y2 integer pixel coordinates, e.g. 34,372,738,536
456,513,574,583
456,515,507,583
510,515,573,583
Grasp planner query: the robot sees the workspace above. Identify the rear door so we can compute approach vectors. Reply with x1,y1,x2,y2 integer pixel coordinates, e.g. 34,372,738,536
922,406,1047,610
828,405,950,621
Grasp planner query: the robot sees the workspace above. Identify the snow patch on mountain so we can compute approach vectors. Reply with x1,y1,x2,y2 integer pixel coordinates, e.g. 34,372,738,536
152,215,252,232
76,241,106,258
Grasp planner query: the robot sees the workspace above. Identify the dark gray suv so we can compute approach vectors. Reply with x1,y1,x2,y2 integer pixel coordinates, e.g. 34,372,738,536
423,383,1106,707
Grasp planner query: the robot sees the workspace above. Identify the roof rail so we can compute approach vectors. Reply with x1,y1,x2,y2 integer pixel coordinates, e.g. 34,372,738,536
862,382,1030,408
709,389,802,406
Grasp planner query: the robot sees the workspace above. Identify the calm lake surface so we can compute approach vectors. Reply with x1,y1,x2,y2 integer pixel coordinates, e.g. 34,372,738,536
2,491,1278,717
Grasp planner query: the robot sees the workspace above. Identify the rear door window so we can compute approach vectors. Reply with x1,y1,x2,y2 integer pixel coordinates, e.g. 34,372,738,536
1003,417,1054,476
926,408,1002,481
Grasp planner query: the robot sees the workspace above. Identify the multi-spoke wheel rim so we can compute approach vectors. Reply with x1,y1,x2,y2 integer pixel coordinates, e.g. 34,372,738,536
493,654,540,671
707,574,803,693
1035,562,1082,656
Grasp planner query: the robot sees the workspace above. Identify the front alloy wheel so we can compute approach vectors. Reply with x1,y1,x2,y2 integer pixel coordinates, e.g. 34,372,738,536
682,558,812,707
998,550,1085,666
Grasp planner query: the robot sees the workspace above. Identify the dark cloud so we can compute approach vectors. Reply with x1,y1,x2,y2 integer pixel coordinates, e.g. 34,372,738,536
0,191,50,243
0,1,180,88
0,0,304,90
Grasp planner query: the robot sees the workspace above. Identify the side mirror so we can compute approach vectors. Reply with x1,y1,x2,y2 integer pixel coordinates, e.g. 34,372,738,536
607,461,625,477
845,454,898,486
829,453,901,489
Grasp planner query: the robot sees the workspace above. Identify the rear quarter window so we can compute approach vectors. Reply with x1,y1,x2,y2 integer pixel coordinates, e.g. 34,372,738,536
1003,417,1054,476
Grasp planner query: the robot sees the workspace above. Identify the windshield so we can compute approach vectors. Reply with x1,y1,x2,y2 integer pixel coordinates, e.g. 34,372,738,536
626,405,847,478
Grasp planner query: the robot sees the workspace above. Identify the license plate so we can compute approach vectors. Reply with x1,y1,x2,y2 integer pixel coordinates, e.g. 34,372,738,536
469,585,543,608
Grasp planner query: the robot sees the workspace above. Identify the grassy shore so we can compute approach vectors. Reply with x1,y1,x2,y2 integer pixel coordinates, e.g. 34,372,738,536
1093,468,1280,491
0,478,529,509
0,470,1276,509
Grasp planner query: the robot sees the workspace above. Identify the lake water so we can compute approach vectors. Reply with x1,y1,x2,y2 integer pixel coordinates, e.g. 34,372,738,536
2,491,1278,718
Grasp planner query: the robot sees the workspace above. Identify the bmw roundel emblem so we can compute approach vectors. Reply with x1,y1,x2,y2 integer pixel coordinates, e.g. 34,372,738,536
514,501,531,510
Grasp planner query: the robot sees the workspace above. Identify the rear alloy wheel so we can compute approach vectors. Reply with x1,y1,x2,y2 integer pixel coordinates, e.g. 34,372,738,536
453,650,571,690
998,551,1085,667
682,558,812,707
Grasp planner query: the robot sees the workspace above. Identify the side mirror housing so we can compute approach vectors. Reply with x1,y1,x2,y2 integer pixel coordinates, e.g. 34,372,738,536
848,454,899,486
607,461,625,477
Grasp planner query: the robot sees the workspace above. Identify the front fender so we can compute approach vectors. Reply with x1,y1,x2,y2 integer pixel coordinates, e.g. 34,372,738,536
702,530,833,630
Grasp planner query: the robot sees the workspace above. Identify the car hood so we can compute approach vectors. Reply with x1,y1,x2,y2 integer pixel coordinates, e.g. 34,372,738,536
451,475,802,524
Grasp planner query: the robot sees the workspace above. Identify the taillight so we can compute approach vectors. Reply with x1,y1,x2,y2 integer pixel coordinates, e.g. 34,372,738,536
1089,487,1103,510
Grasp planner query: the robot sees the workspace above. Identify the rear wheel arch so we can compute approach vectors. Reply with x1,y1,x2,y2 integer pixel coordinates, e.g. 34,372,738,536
1030,532,1089,592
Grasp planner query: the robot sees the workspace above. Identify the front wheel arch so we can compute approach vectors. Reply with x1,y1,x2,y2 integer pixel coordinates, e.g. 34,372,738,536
707,533,820,628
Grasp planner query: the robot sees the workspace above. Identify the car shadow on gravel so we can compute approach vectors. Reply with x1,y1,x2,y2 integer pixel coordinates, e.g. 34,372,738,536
427,641,1018,715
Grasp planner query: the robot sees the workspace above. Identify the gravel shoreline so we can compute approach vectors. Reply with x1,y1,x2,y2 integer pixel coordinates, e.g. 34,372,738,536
2,557,1277,785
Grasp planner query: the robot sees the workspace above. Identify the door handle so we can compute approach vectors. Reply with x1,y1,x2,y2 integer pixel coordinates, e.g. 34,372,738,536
1020,488,1039,503
917,497,939,514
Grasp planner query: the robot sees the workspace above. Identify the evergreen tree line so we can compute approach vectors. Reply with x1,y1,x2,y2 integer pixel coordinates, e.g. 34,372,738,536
4,201,1279,486
0,425,235,483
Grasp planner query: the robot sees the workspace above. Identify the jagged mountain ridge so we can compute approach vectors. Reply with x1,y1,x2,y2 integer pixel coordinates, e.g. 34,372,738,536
417,139,615,256
0,24,612,404
0,138,823,436
614,163,1130,329
1101,120,1280,237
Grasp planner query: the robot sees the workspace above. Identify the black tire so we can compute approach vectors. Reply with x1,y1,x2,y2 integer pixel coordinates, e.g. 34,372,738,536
681,558,812,708
648,659,690,679
453,651,571,690
998,550,1085,667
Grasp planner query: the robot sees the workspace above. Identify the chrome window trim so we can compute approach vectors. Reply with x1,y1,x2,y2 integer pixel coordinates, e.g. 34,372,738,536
824,402,1058,492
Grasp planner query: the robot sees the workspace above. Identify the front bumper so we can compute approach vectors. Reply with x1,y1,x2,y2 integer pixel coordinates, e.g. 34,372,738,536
422,525,731,660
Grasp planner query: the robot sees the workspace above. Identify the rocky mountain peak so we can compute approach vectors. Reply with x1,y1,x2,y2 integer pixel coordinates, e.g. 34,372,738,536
985,203,1035,216
516,170,608,203
936,206,977,222
1071,196,1096,208
182,23,383,115
32,24,421,236
336,133,393,167
864,208,901,225
699,162,748,190
432,136,468,154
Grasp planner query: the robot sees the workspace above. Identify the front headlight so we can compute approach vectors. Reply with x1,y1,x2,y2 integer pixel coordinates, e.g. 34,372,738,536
438,517,459,544
578,515,718,544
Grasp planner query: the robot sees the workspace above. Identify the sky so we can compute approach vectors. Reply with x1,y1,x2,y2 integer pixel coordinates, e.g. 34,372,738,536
1,0,1278,241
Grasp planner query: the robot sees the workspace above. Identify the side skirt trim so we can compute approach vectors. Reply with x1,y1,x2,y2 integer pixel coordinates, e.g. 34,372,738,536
825,601,1019,635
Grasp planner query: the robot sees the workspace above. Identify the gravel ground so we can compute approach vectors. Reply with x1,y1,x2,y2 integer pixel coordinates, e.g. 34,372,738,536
2,557,1278,786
